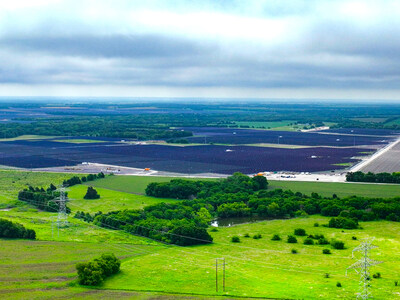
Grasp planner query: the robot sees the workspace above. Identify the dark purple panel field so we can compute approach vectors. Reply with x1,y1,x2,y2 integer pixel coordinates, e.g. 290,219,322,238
0,138,372,174
317,128,400,136
183,127,393,146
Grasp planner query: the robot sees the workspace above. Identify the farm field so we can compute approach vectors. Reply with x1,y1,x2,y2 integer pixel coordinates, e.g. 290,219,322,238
86,175,400,198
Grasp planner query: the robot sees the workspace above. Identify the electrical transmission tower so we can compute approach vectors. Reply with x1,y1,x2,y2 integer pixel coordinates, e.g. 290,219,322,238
347,238,383,299
56,186,68,228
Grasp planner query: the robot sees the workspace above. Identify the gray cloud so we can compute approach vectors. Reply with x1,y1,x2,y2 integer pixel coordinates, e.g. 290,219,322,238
0,0,400,98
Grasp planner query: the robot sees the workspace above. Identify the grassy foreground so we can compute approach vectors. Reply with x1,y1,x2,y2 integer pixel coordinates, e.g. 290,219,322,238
1,169,400,299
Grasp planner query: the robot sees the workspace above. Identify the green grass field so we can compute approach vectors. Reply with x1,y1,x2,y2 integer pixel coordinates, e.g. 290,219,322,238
103,216,400,299
1,170,400,299
268,180,400,198
53,139,107,144
86,175,219,195
0,170,83,208
68,185,178,213
86,175,400,198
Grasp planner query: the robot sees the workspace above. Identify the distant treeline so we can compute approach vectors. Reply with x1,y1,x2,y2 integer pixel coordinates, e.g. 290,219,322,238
346,171,400,184
0,116,193,139
0,218,36,239
77,172,400,246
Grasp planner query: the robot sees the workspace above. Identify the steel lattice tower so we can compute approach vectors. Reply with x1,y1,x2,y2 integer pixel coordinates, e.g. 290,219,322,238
57,186,68,227
347,238,383,299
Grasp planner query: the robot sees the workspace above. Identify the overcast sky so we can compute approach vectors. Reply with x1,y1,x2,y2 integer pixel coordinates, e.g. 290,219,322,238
0,0,400,100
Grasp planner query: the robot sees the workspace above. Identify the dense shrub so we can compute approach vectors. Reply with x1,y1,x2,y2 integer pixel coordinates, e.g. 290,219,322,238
76,253,120,286
323,249,331,254
317,237,330,245
271,234,281,241
253,234,262,239
328,217,358,229
331,240,345,249
0,218,36,239
84,187,100,200
291,248,298,254
303,238,314,245
294,228,306,236
287,235,297,243
244,233,250,237
231,236,240,243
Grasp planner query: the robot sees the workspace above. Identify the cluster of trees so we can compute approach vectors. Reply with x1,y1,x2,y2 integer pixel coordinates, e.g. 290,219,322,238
17,184,70,213
84,187,100,199
328,217,358,229
0,218,36,239
145,173,268,199
78,172,400,247
346,171,400,184
64,172,105,187
92,202,213,246
76,253,120,286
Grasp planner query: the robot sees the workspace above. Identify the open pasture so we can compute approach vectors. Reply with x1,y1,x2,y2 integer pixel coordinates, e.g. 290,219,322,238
103,216,400,299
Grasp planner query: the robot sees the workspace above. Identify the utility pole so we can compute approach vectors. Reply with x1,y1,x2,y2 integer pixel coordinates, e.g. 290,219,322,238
347,238,383,299
215,258,226,292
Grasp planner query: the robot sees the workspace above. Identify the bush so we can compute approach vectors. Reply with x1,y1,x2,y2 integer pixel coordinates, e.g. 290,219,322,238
287,235,297,243
314,222,319,227
328,217,358,229
331,240,345,249
210,227,218,232
352,236,357,240
271,234,281,241
294,228,306,236
244,233,250,237
291,248,298,254
231,236,240,243
253,234,262,239
373,272,381,279
304,238,314,245
84,187,100,200
76,253,121,286
318,237,329,245
336,282,342,287
0,218,36,239
324,273,330,278
323,249,331,254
